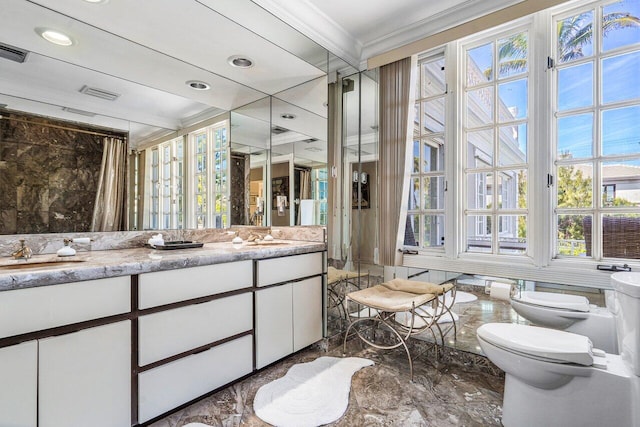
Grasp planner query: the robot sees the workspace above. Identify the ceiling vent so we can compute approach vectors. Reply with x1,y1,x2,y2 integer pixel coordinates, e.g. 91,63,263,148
62,107,96,117
79,85,120,101
271,126,289,135
0,42,29,63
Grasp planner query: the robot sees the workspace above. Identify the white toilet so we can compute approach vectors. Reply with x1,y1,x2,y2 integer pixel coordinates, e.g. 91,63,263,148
478,272,640,427
510,290,618,353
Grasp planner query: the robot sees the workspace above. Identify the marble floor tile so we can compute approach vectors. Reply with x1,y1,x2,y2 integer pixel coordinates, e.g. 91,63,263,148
150,339,504,427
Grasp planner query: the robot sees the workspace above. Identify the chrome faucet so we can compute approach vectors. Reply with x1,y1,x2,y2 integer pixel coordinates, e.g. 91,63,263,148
11,239,33,260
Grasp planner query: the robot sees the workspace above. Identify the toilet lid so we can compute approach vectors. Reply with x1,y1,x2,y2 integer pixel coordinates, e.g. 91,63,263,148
516,291,590,312
477,323,594,366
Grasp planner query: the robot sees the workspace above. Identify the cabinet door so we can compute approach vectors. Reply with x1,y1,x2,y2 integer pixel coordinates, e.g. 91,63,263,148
293,277,323,352
0,341,37,427
39,321,131,427
255,284,293,369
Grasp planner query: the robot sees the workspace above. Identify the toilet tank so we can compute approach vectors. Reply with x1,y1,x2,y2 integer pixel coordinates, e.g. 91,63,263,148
611,272,640,376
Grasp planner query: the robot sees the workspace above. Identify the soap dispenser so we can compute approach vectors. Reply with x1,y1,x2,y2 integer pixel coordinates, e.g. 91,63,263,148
57,239,76,257
57,237,91,257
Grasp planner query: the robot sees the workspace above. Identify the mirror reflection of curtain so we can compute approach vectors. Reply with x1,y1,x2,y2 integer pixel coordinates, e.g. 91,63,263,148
92,136,128,231
378,57,415,266
297,169,311,224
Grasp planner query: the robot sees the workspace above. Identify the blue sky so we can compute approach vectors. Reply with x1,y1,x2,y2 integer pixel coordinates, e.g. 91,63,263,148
469,0,640,162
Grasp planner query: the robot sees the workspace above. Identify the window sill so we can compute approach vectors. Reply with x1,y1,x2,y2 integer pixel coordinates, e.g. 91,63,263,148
401,252,634,289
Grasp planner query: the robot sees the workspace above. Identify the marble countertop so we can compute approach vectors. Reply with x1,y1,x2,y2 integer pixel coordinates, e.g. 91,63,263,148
0,240,326,292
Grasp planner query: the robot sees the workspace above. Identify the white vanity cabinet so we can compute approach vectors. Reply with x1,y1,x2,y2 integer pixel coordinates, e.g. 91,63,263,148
255,253,323,369
0,276,132,427
137,261,254,423
0,341,37,427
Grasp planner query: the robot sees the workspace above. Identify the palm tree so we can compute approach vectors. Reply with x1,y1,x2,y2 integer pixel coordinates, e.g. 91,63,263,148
489,9,640,77
558,11,640,62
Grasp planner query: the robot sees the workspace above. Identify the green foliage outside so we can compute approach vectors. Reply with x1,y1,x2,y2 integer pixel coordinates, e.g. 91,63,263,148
556,165,634,256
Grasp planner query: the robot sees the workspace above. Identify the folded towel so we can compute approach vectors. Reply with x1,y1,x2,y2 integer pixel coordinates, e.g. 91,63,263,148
383,278,453,295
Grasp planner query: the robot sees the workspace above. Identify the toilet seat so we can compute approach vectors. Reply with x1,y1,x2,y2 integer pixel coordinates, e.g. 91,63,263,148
477,323,594,366
515,291,590,312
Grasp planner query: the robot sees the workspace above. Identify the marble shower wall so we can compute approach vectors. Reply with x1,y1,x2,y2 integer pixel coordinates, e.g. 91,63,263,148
230,152,249,225
0,112,125,234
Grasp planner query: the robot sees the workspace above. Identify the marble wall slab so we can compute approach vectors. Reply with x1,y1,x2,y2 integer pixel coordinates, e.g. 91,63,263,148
0,112,126,234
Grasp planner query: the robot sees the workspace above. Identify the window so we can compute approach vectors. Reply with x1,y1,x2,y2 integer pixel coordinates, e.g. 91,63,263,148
193,131,208,228
554,0,640,260
146,137,184,230
404,0,640,284
144,120,229,231
312,168,328,225
190,122,229,229
463,27,529,255
405,54,447,250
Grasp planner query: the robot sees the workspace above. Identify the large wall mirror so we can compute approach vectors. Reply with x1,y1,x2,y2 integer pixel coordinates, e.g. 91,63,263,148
0,0,335,234
228,78,329,228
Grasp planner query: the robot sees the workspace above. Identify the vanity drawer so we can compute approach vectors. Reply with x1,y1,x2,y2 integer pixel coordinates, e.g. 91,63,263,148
0,276,130,339
138,292,253,366
138,335,253,423
256,252,323,287
138,260,252,309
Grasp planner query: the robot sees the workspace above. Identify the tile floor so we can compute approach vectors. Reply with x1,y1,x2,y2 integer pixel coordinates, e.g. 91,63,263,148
150,337,504,427
151,280,607,426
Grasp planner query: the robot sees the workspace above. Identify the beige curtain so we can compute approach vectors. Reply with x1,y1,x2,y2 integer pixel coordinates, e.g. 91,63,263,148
327,81,343,259
378,57,415,266
92,136,128,231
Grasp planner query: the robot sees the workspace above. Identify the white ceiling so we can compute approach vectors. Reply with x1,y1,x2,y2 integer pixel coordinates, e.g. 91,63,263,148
0,0,522,149
252,0,524,67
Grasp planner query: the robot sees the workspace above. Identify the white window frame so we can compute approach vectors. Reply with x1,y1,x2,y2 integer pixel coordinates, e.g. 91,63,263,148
187,120,230,229
144,136,184,230
405,51,448,253
404,2,640,287
552,0,640,261
460,21,532,258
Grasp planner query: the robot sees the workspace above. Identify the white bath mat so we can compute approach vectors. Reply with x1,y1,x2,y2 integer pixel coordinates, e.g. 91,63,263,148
441,290,477,304
254,356,373,427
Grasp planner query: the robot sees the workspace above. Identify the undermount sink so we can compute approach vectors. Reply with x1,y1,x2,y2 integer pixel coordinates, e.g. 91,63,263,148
0,259,86,270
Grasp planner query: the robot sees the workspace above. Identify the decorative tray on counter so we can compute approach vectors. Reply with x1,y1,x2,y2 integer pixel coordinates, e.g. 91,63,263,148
145,241,204,250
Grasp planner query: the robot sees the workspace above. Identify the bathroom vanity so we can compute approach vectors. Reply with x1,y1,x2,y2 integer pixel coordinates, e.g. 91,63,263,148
0,240,326,427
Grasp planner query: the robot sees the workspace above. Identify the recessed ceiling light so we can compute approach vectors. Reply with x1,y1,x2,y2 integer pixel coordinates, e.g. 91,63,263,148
36,28,74,46
228,55,254,68
280,113,296,120
186,80,210,90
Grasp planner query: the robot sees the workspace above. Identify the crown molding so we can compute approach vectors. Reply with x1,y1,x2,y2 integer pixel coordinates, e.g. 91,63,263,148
361,0,524,62
250,0,362,68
